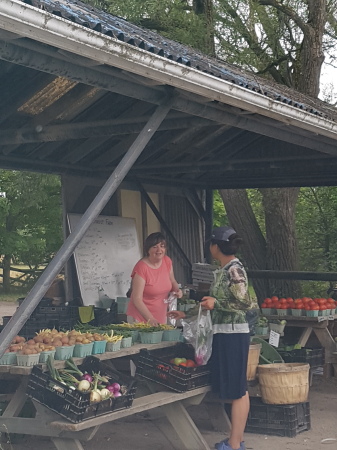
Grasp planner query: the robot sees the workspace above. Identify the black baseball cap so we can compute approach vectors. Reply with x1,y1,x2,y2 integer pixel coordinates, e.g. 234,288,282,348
210,226,236,242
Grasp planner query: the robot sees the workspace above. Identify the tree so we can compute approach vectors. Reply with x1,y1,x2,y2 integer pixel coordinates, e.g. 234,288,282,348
214,1,337,301
0,170,62,293
82,0,337,301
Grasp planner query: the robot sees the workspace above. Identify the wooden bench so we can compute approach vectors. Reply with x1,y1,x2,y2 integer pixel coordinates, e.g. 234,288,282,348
0,342,216,450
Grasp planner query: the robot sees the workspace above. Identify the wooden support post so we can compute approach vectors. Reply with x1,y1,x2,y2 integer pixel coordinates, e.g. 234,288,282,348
161,401,211,450
51,437,85,450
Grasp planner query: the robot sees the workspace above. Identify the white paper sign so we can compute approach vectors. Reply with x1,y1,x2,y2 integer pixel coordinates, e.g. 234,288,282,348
269,330,280,347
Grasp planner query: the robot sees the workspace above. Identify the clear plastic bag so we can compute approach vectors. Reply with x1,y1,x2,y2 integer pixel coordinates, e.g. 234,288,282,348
181,304,213,365
166,292,178,326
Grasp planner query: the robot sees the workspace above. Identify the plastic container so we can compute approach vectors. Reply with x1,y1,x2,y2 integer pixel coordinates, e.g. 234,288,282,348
306,310,319,317
106,340,122,352
129,330,139,343
291,309,303,316
54,345,75,360
245,397,310,437
139,331,163,344
26,355,137,423
16,353,40,367
39,350,56,363
247,343,261,381
276,309,288,316
73,342,94,358
0,352,17,365
116,297,130,314
269,323,286,334
257,363,309,404
261,308,272,315
278,348,324,368
255,326,268,336
162,329,182,342
136,343,211,392
121,336,132,348
92,340,107,355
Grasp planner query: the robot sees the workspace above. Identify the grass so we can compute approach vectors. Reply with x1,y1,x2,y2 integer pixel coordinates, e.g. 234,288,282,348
0,293,28,303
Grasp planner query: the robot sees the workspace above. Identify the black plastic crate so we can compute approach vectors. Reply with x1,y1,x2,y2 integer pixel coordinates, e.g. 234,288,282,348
18,297,53,307
33,305,69,318
278,348,324,367
245,398,310,437
26,356,137,423
135,343,211,393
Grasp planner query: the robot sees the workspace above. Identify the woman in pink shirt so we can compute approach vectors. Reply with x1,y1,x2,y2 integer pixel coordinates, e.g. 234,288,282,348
126,232,182,325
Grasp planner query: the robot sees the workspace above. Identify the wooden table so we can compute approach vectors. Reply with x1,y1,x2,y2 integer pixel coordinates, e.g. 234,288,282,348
0,342,214,450
265,314,337,377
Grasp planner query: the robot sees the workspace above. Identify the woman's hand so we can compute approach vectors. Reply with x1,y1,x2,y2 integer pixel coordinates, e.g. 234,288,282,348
148,317,159,326
200,296,216,310
171,289,183,299
167,310,186,320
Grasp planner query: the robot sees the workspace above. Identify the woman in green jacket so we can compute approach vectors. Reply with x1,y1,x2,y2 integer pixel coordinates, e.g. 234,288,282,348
169,226,254,450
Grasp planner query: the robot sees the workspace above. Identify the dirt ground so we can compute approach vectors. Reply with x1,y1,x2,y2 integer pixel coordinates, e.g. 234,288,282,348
1,302,337,450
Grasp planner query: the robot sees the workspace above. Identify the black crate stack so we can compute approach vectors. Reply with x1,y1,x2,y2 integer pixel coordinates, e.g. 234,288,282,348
245,398,311,437
2,298,118,339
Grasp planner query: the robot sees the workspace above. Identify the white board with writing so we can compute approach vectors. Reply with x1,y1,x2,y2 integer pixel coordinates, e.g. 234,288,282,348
68,214,141,306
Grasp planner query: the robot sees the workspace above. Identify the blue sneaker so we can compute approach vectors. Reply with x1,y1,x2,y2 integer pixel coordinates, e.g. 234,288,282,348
215,439,245,450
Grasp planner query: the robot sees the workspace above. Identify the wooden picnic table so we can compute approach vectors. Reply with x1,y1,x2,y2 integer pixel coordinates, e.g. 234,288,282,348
0,341,217,450
264,314,337,377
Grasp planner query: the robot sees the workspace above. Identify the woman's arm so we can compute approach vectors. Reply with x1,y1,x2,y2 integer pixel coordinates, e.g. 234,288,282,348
131,273,159,325
169,267,182,298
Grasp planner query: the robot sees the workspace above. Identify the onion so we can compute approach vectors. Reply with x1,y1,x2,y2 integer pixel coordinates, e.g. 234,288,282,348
81,373,93,383
90,390,101,403
114,391,122,398
99,388,111,400
78,380,91,392
111,382,120,392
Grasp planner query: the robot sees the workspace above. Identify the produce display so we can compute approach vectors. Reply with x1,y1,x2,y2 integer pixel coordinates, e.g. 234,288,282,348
169,357,197,367
26,355,138,422
261,296,337,316
46,356,125,402
0,322,183,366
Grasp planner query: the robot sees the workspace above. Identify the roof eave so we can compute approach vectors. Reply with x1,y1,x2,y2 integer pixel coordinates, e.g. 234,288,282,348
1,0,337,141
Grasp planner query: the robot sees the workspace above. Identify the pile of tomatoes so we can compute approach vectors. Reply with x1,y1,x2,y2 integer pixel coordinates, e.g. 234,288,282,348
261,296,337,312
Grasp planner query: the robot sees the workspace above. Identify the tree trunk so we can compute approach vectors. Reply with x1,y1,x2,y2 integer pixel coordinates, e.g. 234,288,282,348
2,254,11,294
295,0,326,96
219,189,269,304
260,187,301,297
193,0,215,55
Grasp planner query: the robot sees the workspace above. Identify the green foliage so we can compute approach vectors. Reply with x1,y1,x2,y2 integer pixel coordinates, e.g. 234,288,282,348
0,170,62,273
81,0,209,52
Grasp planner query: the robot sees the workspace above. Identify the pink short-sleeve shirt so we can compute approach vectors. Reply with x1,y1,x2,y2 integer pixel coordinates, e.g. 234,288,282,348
126,255,173,324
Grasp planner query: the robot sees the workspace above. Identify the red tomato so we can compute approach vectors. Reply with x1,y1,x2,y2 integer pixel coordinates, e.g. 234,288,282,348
296,303,303,309
279,298,288,305
286,297,293,303
311,304,319,310
271,296,278,302
264,298,272,305
280,304,288,309
294,298,302,304
261,303,267,308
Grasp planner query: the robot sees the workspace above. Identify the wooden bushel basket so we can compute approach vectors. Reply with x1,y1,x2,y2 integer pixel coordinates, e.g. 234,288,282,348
247,343,262,381
257,363,309,404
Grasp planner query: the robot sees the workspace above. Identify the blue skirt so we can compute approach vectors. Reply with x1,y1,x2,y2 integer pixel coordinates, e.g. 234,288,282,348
210,333,250,400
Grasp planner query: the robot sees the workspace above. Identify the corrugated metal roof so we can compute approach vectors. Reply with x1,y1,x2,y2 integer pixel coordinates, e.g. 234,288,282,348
21,0,336,121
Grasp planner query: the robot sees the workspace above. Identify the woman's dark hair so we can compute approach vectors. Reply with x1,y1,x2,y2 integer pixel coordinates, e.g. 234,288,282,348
144,232,166,256
210,233,243,255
